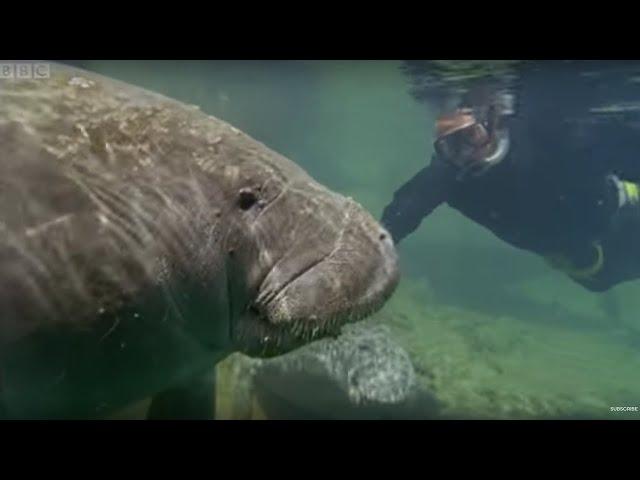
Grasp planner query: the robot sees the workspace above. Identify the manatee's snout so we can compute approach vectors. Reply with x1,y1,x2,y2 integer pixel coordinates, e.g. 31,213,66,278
265,204,399,327
238,196,399,357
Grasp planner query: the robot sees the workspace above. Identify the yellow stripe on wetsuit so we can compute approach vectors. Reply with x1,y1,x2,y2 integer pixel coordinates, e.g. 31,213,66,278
623,181,640,205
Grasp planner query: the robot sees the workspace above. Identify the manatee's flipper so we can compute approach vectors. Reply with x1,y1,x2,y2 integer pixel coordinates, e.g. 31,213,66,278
147,369,217,420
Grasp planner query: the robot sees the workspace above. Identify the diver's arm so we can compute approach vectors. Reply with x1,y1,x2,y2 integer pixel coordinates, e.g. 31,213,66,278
381,159,451,244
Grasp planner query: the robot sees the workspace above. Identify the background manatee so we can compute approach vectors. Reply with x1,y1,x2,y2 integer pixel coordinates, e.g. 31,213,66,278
0,63,399,418
253,323,421,418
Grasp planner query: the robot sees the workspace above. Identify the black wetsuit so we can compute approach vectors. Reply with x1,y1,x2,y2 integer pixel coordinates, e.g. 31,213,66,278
382,112,640,292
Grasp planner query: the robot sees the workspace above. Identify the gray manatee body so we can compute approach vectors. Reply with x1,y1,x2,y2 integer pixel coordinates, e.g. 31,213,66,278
259,322,416,402
246,323,428,419
0,63,399,418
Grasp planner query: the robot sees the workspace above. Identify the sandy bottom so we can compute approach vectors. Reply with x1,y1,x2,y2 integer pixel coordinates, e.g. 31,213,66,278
215,277,640,420
109,277,640,420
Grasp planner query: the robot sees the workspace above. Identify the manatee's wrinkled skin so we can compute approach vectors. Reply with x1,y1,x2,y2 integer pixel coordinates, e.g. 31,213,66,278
249,323,423,419
0,63,399,418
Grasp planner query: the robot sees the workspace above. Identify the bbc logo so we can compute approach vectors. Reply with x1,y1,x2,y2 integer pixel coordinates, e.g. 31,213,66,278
0,63,50,79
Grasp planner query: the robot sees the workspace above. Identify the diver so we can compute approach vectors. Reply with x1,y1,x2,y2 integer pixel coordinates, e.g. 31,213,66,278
381,83,640,293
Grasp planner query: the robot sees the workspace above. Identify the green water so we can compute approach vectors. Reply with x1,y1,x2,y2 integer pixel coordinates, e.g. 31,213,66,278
71,60,640,419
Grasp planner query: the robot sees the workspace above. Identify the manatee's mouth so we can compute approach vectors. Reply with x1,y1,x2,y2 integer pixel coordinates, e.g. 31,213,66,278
231,260,341,358
231,226,400,358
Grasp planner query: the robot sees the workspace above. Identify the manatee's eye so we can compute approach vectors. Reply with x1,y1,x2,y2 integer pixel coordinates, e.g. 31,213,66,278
238,189,258,211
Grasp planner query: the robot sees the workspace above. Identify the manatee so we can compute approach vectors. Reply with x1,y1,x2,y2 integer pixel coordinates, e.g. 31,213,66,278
219,322,440,419
254,323,418,416
0,62,399,419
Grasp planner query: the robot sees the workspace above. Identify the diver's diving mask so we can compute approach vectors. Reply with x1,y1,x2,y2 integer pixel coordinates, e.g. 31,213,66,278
434,95,513,177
